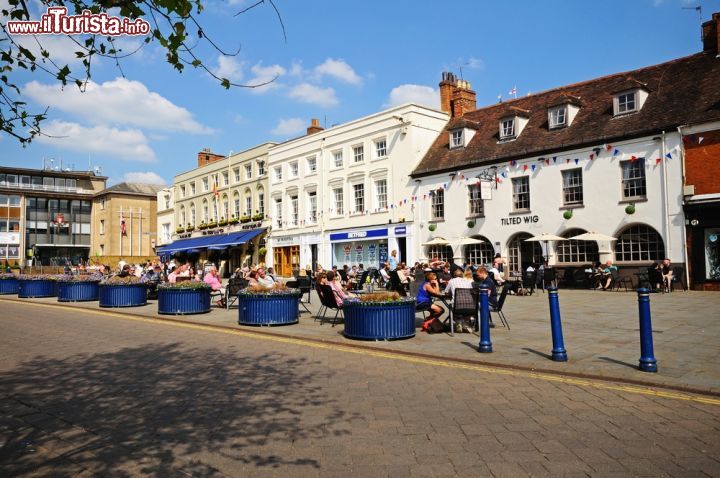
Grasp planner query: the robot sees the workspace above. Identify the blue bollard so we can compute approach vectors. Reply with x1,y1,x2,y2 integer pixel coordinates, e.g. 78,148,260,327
478,287,493,353
547,287,567,362
637,288,658,373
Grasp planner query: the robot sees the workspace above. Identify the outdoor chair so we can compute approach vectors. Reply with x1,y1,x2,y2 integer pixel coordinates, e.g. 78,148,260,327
296,276,313,303
225,278,248,309
447,287,477,333
409,280,430,320
387,270,408,296
572,268,589,289
490,283,511,329
647,268,664,293
610,269,633,292
541,268,557,291
670,266,687,291
314,283,327,322
520,270,537,296
318,284,344,326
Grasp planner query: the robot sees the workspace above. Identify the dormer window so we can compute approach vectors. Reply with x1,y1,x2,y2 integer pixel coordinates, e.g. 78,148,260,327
501,118,515,139
549,106,567,128
617,91,636,114
450,129,464,149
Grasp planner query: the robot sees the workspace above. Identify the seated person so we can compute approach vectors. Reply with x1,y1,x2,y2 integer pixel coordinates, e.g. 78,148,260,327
246,270,259,287
474,267,498,311
600,260,617,290
416,271,445,323
325,270,353,306
488,259,505,285
379,262,391,285
203,267,226,306
256,268,275,288
444,268,473,302
660,258,673,291
117,264,132,278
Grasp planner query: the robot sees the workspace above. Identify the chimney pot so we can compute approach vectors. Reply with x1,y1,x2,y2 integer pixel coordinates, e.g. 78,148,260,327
307,118,324,135
702,12,720,55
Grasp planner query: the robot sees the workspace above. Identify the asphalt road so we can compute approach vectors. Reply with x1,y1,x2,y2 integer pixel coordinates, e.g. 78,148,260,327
1,301,719,477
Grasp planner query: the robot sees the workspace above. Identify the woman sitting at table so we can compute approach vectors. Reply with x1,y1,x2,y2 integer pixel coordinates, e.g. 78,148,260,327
326,270,354,306
416,271,445,323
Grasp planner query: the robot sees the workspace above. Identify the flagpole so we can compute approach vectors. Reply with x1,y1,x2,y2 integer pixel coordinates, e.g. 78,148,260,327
130,207,133,257
139,208,143,257
119,205,123,256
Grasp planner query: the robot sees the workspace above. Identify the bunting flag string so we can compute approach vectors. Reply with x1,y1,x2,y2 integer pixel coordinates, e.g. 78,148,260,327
613,148,620,157
552,156,557,164
630,155,638,163
574,158,579,165
531,164,536,172
566,158,571,164
589,153,595,160
523,164,528,172
655,158,662,165
665,152,672,160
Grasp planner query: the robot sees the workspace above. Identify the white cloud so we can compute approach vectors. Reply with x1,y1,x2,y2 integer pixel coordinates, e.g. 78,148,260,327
37,120,156,162
24,77,212,134
122,171,166,184
466,56,484,69
313,58,362,85
288,83,338,107
289,61,305,77
247,62,286,91
213,56,244,82
385,84,438,109
271,118,306,136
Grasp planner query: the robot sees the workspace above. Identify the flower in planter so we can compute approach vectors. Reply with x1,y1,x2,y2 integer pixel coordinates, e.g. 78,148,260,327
228,217,239,224
17,274,59,281
0,273,16,280
56,272,104,282
158,282,211,290
258,247,267,258
344,291,415,306
101,276,143,285
240,283,300,295
176,226,185,233
252,213,264,221
240,215,251,223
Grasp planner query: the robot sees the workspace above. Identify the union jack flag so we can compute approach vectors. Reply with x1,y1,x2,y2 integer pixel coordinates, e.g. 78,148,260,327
120,214,127,235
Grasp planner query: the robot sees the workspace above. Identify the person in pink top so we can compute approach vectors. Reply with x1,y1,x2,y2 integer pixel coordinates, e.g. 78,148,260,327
203,267,225,306
325,270,354,307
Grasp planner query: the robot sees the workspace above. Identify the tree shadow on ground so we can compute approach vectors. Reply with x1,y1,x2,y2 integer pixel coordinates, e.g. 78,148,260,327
0,343,352,477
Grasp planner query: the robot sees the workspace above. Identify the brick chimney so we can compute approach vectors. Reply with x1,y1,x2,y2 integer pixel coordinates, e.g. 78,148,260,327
197,148,225,167
307,118,324,135
438,72,477,118
702,12,720,55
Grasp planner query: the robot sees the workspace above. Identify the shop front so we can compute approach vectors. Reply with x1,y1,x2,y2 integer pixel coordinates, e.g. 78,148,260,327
329,227,390,269
685,201,720,290
271,235,300,278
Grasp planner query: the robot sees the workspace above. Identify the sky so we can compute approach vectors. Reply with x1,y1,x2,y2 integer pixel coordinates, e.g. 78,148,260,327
1,0,719,186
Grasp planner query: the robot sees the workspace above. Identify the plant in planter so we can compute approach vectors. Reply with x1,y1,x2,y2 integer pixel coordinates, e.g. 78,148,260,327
228,216,239,224
17,274,59,298
198,222,208,230
238,283,301,326
176,226,185,234
218,217,228,226
0,272,19,295
186,223,195,232
625,203,636,215
428,224,437,232
207,220,218,228
240,215,251,223
258,247,267,259
252,213,264,222
157,281,212,315
342,292,416,341
563,210,573,220
56,272,104,302
99,275,147,308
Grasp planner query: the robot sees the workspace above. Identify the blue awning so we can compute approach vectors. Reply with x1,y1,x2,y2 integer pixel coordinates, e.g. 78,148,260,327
157,229,265,254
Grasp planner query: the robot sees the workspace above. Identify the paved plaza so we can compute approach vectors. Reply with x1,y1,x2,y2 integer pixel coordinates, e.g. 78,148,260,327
1,298,719,477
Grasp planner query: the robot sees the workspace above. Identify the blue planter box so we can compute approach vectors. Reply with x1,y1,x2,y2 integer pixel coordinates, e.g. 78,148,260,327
18,279,56,298
99,284,147,307
0,278,18,295
238,292,301,326
158,288,211,315
343,300,416,340
57,281,100,302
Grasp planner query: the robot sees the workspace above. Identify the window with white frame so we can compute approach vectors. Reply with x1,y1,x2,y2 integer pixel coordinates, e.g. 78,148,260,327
180,185,186,198
245,196,252,216
450,129,464,148
556,228,599,264
501,118,515,139
333,150,343,168
562,169,583,206
307,156,317,174
202,200,209,222
258,161,265,176
190,204,196,225
233,194,240,217
180,206,186,225
245,164,252,180
353,145,364,163
468,184,484,217
334,187,344,215
222,196,229,219
162,223,170,243
190,182,196,195
621,159,646,199
258,191,265,216
375,179,387,210
164,195,171,209
431,189,444,220
290,162,298,177
99,219,105,235
203,177,209,192
275,199,283,227
222,171,229,186
308,191,317,223
353,183,364,213
290,196,298,226
274,166,282,182
549,106,567,128
427,245,453,263
615,224,665,262
616,91,637,115
512,177,530,211
464,236,495,266
233,168,240,183
375,139,387,158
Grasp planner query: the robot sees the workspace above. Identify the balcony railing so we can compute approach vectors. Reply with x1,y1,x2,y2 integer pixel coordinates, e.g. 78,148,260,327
0,183,90,194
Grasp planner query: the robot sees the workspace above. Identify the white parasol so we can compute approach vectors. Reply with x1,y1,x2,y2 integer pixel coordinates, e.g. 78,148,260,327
422,237,450,246
568,231,617,241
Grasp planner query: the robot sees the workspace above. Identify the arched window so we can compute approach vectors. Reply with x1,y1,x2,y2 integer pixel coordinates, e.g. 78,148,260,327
615,224,665,262
233,192,240,217
222,194,229,219
180,205,186,225
426,244,454,263
464,235,495,266
556,228,599,264
507,233,543,274
190,203,196,225
257,186,265,217
244,188,252,216
202,199,209,222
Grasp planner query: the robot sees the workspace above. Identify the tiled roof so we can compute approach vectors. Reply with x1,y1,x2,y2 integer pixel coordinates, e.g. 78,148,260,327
412,51,720,177
100,182,164,196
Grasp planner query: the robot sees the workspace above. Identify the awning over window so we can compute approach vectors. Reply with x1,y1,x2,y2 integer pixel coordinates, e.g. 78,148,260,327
156,228,265,255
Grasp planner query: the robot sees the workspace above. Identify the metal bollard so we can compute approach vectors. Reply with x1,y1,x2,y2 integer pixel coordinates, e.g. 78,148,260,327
637,288,658,373
547,287,567,362
478,287,493,353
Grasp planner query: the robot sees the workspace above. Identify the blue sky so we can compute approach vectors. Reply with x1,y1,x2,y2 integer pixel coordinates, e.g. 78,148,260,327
1,0,718,185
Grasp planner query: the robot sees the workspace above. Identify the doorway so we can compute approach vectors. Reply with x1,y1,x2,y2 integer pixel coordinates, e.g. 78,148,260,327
398,237,406,265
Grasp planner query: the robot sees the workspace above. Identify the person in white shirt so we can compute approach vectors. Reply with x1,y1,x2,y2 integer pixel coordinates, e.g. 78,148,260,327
488,259,505,285
444,269,474,301
257,268,275,287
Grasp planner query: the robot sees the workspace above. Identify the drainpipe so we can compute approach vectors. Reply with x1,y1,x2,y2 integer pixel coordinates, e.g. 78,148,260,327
677,125,692,289
661,131,671,261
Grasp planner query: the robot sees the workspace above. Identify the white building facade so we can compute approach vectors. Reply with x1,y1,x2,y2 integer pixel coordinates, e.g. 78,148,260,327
266,105,449,276
156,187,174,247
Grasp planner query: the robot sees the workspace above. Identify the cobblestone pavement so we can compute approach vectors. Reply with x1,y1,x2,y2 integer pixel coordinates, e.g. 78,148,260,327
1,301,719,477
3,288,718,394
